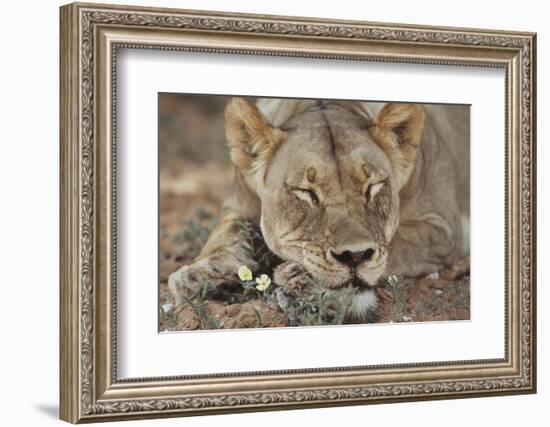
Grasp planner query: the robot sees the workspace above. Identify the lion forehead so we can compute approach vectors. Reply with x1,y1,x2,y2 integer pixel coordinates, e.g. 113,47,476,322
267,110,392,187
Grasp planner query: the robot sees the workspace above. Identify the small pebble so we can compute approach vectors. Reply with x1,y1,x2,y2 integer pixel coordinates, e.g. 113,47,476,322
161,303,173,313
435,289,444,296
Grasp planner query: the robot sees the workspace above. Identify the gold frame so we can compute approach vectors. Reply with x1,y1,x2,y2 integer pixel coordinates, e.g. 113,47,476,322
59,2,537,423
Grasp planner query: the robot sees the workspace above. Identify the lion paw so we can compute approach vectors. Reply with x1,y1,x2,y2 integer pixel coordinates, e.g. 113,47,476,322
168,254,257,305
273,261,315,297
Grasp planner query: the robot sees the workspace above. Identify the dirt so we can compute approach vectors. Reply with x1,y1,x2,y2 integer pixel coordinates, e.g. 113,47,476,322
173,300,288,330
158,162,234,289
376,258,470,323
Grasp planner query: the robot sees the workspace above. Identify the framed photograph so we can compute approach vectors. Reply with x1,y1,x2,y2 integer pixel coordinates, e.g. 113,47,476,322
60,2,537,423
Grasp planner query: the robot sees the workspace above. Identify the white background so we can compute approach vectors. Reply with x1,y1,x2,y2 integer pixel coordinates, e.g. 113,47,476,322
118,50,504,377
0,0,546,426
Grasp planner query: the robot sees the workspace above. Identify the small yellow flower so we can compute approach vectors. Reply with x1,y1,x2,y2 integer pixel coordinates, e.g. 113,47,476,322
237,265,253,282
255,274,271,291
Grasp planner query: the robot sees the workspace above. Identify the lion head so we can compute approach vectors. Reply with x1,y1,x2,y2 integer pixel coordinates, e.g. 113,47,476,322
225,97,425,299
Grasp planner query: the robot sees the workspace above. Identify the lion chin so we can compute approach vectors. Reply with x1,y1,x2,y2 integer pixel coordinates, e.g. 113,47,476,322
345,289,379,323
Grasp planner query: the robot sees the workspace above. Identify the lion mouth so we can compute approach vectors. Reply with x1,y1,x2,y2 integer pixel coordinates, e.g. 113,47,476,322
350,276,371,289
346,260,387,289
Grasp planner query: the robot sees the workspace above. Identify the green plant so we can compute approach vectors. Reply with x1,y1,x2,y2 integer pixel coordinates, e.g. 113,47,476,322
159,306,178,331
172,207,216,260
385,275,409,321
275,276,360,327
180,282,223,329
235,218,279,271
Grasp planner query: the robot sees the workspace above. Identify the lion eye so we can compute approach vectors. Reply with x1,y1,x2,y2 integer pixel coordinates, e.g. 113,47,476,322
294,189,319,206
366,182,384,202
308,190,319,205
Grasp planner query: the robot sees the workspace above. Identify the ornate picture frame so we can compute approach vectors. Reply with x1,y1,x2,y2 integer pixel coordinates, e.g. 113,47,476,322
60,2,536,423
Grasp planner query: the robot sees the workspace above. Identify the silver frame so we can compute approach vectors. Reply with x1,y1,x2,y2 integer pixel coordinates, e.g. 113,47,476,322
60,2,536,423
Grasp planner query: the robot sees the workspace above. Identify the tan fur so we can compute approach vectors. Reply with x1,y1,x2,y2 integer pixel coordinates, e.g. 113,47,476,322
370,103,425,188
225,98,287,179
169,97,469,321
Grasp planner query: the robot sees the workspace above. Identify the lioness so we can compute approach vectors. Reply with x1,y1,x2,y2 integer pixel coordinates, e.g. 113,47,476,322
169,97,469,322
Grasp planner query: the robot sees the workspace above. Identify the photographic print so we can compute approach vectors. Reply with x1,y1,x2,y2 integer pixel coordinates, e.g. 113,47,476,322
159,95,470,331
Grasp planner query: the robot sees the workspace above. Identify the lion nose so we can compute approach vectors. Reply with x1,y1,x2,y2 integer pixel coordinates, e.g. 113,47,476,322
331,245,377,267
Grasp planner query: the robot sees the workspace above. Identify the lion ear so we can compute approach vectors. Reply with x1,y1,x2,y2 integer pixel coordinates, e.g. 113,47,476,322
225,98,287,175
370,103,425,188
